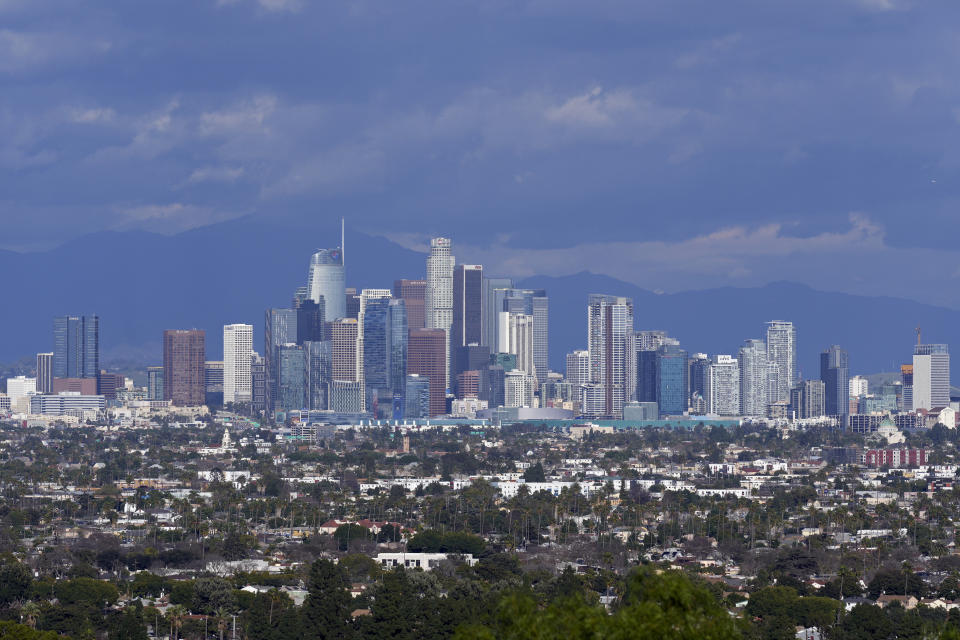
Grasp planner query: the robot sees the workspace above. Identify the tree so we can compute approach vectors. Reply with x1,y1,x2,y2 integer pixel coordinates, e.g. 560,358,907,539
523,463,546,483
333,524,371,551
0,557,32,607
222,532,250,561
456,566,739,640
300,560,353,640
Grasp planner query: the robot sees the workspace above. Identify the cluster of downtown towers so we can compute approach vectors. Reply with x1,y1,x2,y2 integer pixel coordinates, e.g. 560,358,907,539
43,236,949,423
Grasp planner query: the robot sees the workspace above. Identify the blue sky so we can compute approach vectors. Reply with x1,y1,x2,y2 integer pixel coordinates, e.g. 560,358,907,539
4,0,960,306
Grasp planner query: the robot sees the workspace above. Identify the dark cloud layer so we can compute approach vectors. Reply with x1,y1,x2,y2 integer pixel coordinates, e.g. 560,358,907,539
3,0,960,304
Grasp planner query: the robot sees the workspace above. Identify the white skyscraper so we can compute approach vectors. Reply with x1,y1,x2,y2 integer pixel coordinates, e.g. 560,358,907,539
739,339,768,416
566,350,590,388
223,324,253,404
913,343,950,411
504,369,535,408
307,248,346,322
425,237,455,375
498,312,536,382
707,355,740,416
766,320,796,402
849,375,869,399
587,294,634,418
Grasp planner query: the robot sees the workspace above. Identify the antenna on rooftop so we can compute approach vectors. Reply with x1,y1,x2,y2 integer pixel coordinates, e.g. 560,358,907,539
341,217,345,266
915,326,922,346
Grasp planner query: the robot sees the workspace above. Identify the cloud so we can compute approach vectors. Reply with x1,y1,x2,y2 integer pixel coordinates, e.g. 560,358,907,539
114,203,245,233
0,29,111,73
216,0,302,13
199,95,277,135
186,166,245,184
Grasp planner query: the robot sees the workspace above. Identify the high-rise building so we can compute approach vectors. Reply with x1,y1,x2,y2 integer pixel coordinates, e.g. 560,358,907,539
388,300,408,400
294,298,325,344
251,352,266,414
345,288,361,319
481,277,513,350
425,238,455,378
706,355,739,416
688,353,710,410
6,376,36,410
361,295,392,398
498,312,536,382
504,369,535,408
913,343,950,411
404,374,431,419
565,350,590,388
147,366,164,401
739,339,768,416
223,324,253,404
204,361,224,406
849,375,869,399
820,345,849,417
162,330,206,406
901,365,914,412
276,344,307,411
330,380,365,413
790,380,825,419
307,248,345,322
264,308,297,414
656,344,688,417
330,319,360,383
393,279,426,330
97,371,125,401
304,340,331,410
53,315,99,379
36,353,53,394
587,294,633,418
451,264,483,380
765,321,796,402
408,328,447,417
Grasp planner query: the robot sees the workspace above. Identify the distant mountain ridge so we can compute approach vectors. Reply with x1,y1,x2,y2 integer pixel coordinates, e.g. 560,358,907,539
0,217,954,380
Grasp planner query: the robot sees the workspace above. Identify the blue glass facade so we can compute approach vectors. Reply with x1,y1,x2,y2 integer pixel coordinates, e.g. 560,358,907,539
305,340,331,410
656,344,688,417
388,299,408,398
363,298,391,393
53,315,99,379
277,344,307,411
404,375,431,419
820,345,849,416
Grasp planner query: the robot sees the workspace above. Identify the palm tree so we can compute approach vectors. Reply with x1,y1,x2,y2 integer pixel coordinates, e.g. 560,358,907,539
167,605,187,640
215,606,229,640
21,602,40,629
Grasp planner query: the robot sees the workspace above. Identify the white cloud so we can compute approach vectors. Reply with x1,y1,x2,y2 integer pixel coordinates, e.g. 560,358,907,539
70,107,116,124
186,166,245,184
216,0,302,13
114,202,244,233
0,29,111,73
200,95,277,135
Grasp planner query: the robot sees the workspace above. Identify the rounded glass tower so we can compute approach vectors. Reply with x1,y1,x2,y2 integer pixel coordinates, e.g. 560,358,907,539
307,248,345,322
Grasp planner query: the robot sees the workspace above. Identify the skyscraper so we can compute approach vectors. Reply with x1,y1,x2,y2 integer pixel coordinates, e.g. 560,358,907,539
304,340,332,410
481,276,513,350
587,294,633,418
162,330,206,406
425,237,455,379
656,344,688,417
147,366,164,401
251,352,266,414
451,264,483,380
388,299,408,402
901,364,914,412
565,350,590,389
307,248,345,322
362,295,392,400
264,308,297,414
330,318,360,383
53,315,99,379
276,344,307,411
820,345,849,417
393,279,426,330
204,361,224,405
913,343,950,410
36,353,53,394
706,355,739,416
294,298,325,344
790,380,825,419
408,328,447,417
765,321,796,402
739,339,768,416
498,312,536,382
223,324,253,404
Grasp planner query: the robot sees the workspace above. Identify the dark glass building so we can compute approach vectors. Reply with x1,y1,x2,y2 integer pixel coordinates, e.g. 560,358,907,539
277,344,307,411
264,308,297,414
53,315,99,379
362,297,391,395
451,265,483,379
656,344,688,417
820,345,850,417
305,340,331,410
407,328,447,417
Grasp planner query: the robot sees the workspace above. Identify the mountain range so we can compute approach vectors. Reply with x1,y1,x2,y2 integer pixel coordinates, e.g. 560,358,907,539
1,215,954,380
